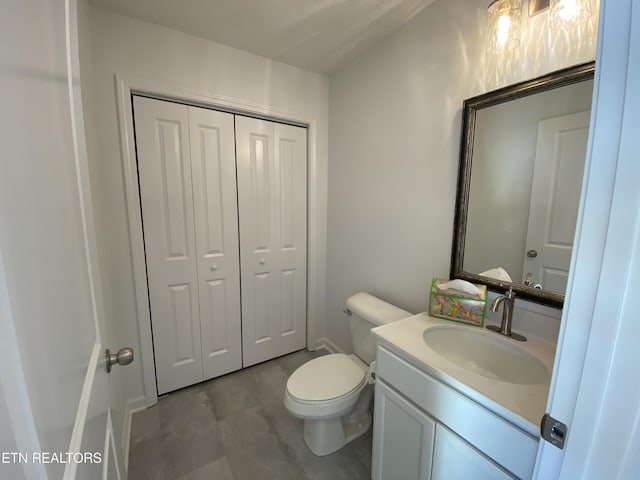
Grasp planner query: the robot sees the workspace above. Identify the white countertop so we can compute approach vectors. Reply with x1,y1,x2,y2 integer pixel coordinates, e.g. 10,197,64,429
372,313,556,437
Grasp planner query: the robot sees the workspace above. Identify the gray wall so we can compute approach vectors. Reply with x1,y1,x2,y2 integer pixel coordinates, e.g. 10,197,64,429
326,0,598,352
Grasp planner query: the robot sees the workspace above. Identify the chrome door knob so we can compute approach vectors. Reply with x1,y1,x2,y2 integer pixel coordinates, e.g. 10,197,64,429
106,347,134,373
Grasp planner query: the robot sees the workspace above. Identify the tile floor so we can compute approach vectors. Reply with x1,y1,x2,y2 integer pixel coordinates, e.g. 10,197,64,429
128,349,373,480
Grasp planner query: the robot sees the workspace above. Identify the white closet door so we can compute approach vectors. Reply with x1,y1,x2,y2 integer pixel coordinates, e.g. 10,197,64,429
135,97,203,394
188,106,242,380
236,117,307,366
135,97,243,393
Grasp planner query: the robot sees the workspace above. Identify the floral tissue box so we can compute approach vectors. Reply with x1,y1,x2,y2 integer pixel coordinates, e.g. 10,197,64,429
428,278,487,327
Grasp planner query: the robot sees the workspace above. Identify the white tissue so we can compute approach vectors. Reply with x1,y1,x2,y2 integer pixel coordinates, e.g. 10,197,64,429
479,267,513,283
437,279,480,296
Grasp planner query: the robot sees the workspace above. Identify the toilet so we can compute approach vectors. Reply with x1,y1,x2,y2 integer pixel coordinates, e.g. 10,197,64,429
284,292,411,456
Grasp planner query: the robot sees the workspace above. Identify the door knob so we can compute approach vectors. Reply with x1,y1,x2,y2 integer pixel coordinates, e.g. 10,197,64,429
259,258,266,265
210,265,218,272
106,347,134,373
526,249,538,258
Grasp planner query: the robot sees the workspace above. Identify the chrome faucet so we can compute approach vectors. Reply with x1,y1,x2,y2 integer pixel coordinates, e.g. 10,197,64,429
486,286,526,341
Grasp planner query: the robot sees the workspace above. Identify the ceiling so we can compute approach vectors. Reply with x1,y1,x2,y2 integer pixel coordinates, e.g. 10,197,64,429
89,0,437,74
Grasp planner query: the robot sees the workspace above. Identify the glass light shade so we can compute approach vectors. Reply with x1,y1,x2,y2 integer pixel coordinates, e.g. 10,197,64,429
549,0,592,30
487,0,522,53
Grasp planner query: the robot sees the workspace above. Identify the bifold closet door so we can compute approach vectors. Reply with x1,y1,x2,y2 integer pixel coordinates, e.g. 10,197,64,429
235,117,307,367
134,96,242,394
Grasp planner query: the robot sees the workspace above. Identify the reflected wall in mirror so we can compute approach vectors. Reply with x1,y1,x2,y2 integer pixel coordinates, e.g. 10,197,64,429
451,62,595,308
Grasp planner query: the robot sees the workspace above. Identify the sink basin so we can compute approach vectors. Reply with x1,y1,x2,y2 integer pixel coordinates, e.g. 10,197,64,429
422,326,549,385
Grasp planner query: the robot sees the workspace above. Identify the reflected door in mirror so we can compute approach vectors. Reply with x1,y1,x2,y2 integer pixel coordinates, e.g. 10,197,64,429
523,111,590,293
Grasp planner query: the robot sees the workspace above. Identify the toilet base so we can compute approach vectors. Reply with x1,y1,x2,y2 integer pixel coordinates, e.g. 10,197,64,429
303,412,372,457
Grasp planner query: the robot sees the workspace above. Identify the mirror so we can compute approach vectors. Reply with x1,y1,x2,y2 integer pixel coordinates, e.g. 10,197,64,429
451,62,595,308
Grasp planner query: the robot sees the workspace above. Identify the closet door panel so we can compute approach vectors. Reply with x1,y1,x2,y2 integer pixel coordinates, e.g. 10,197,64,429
275,123,307,354
236,117,307,366
134,96,203,394
236,118,278,365
188,106,242,380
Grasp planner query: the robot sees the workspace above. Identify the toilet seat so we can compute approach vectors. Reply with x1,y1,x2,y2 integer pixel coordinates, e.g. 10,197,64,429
285,354,367,419
287,353,365,402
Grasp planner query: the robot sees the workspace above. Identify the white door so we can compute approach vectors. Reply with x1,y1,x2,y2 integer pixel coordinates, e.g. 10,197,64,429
188,106,243,381
522,111,590,292
0,1,123,479
432,425,513,480
372,380,435,480
235,117,308,367
134,97,203,395
134,97,242,394
534,2,640,477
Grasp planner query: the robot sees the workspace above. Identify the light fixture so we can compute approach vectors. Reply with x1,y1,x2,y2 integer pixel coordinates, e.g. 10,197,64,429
528,0,550,16
487,0,522,53
549,0,592,30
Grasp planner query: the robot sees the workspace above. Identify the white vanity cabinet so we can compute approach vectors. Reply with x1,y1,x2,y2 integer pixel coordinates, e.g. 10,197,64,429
372,345,539,480
373,380,436,479
430,424,512,480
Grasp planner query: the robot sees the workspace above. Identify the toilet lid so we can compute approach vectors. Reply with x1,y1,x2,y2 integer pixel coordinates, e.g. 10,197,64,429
287,354,366,402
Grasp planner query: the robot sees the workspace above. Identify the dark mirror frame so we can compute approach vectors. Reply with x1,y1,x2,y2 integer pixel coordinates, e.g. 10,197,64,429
451,61,595,309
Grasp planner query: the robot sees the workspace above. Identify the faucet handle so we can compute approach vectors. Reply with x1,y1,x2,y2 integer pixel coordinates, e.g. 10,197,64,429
506,285,516,299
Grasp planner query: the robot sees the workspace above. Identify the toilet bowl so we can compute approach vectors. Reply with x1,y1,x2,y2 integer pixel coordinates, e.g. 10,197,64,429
284,293,411,456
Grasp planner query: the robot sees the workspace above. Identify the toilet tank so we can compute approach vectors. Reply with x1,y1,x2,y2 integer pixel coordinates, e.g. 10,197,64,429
346,293,412,365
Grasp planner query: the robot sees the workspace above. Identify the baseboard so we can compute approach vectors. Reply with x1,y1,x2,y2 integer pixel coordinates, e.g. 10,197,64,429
121,395,146,474
314,337,344,354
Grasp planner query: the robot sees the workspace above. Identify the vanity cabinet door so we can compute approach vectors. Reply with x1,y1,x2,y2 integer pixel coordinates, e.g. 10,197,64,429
372,380,436,480
431,424,514,480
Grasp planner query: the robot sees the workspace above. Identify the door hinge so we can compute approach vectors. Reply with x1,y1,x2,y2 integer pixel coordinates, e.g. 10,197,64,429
541,413,567,449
